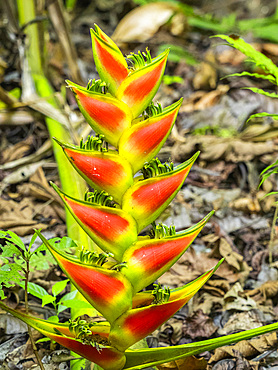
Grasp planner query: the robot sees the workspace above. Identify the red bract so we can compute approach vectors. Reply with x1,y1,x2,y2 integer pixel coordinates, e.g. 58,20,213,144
0,25,228,370
109,262,222,352
54,139,133,204
119,99,183,174
122,153,199,231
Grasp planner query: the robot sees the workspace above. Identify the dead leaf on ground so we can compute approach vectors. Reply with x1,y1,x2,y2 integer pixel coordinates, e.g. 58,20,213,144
224,282,257,312
246,280,278,303
206,237,251,284
18,166,65,221
193,51,218,90
183,309,218,339
0,136,33,164
172,135,277,164
180,85,229,113
157,356,207,370
209,332,278,363
0,197,56,236
112,2,177,45
218,311,265,336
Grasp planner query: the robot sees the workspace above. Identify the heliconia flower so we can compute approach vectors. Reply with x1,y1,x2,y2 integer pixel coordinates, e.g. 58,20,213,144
66,80,132,147
91,25,129,95
52,183,138,260
118,99,183,174
109,260,223,352
121,212,214,293
0,302,125,370
116,49,169,119
54,139,133,204
122,152,199,231
37,232,133,323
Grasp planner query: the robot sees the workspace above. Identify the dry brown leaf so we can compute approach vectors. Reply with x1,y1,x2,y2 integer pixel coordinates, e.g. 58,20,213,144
247,280,278,303
209,332,278,363
18,167,65,221
193,51,217,90
230,196,261,213
218,311,265,336
0,197,54,236
224,282,257,312
182,309,218,339
0,136,33,164
112,2,177,44
172,135,277,164
157,356,207,370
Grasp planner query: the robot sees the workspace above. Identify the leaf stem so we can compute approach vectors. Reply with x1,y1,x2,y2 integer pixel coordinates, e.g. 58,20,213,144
24,259,45,370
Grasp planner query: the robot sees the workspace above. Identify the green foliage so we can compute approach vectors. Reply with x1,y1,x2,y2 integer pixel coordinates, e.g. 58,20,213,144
158,44,197,66
163,75,184,85
192,124,237,138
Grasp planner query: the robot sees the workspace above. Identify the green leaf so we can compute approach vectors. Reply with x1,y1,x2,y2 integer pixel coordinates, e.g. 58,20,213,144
214,35,278,78
0,230,25,250
242,87,278,99
59,298,93,310
1,243,23,258
18,281,48,299
247,112,278,123
41,295,56,307
123,321,278,369
223,71,276,84
52,279,69,297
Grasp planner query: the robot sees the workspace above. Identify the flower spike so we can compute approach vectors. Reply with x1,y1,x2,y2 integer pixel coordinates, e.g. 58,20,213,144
66,80,132,147
54,139,133,204
36,232,133,323
116,49,169,118
91,25,129,95
0,302,125,370
109,260,223,352
122,212,214,292
122,152,199,231
52,183,138,260
119,99,183,174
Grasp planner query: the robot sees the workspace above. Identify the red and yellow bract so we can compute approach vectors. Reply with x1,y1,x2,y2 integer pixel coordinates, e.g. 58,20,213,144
0,25,224,370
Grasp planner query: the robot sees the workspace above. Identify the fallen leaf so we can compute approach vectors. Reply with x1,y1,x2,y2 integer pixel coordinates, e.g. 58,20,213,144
209,332,277,363
224,282,257,312
112,2,177,45
182,309,218,339
157,356,207,370
193,51,217,90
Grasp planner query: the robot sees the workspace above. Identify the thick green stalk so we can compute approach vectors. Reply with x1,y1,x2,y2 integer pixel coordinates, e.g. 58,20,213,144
16,1,94,368
16,0,90,246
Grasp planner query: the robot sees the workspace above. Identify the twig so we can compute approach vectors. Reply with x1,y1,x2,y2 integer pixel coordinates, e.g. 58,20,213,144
24,259,45,370
269,205,278,265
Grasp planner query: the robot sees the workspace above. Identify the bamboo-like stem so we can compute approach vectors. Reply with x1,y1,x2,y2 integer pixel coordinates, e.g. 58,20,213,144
16,0,92,250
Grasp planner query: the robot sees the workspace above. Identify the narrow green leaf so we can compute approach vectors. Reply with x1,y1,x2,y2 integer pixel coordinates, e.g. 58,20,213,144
214,35,278,78
124,321,278,369
242,87,278,99
223,71,276,84
247,112,278,123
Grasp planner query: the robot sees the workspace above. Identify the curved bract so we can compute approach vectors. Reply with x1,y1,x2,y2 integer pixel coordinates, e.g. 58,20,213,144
2,25,263,370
